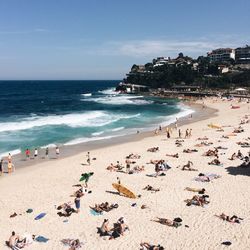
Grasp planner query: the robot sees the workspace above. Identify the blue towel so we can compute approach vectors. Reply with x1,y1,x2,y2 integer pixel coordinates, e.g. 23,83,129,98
90,209,102,216
35,236,49,243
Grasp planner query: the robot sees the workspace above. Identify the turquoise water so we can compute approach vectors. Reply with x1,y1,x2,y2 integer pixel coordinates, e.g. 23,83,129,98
0,80,193,157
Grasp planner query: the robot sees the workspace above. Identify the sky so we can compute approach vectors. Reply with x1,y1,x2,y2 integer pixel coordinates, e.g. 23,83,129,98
0,0,249,80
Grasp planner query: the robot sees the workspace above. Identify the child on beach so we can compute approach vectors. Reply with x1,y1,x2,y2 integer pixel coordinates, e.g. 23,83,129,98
74,194,81,213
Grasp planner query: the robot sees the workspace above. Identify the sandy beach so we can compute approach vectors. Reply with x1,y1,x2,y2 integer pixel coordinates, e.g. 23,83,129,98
1,97,250,250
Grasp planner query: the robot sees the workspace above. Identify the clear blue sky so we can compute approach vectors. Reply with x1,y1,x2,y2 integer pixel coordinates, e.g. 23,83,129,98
0,0,249,80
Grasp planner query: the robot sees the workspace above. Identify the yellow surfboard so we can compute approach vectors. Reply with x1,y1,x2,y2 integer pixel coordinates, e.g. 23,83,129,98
208,123,221,129
112,183,136,199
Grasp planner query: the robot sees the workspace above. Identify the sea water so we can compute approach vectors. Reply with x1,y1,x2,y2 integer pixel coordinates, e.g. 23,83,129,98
0,80,193,157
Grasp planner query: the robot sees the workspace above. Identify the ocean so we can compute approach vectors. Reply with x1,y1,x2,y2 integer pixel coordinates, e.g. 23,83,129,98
0,80,193,157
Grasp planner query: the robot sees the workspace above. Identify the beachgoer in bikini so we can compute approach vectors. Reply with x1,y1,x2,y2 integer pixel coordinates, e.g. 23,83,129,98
140,242,164,250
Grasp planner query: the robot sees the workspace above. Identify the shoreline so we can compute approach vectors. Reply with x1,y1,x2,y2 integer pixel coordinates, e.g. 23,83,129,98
1,101,217,172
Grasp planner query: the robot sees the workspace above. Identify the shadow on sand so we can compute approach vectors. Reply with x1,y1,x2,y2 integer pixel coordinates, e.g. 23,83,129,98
225,165,250,177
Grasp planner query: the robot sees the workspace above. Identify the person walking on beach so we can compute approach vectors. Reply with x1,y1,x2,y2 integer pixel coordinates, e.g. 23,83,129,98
126,159,131,173
25,148,30,160
34,148,38,158
8,160,14,173
45,147,49,158
80,172,94,188
178,129,182,138
8,153,12,162
56,146,60,158
86,152,90,165
74,194,81,213
188,129,192,137
0,159,3,176
185,129,189,139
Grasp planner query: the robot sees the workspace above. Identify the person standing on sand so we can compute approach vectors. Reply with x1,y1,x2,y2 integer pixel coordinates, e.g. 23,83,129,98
8,153,12,162
185,129,189,139
56,146,60,158
188,129,192,137
8,160,14,173
86,152,90,165
45,147,49,158
178,129,182,138
0,159,3,176
25,148,30,160
34,148,38,158
74,194,81,213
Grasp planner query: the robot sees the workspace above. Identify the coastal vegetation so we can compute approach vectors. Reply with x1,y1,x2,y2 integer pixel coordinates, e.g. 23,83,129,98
123,52,250,89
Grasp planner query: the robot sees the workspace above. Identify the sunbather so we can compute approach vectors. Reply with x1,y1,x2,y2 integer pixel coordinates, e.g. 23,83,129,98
215,213,242,223
185,195,209,207
152,217,182,228
165,153,179,158
147,147,159,152
183,149,198,153
140,242,164,250
208,158,221,165
184,187,206,194
143,185,160,192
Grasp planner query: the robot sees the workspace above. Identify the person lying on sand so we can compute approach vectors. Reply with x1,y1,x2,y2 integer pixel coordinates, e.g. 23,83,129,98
180,161,197,171
215,213,243,223
143,185,160,192
128,165,145,174
195,141,213,147
126,153,141,159
203,149,218,157
233,126,244,133
183,149,198,153
185,195,209,207
106,162,124,172
6,231,20,249
140,242,164,250
208,158,221,166
61,238,83,250
57,202,76,217
184,187,206,194
236,141,250,146
147,147,159,152
197,136,209,140
152,217,182,228
91,202,119,213
165,153,179,158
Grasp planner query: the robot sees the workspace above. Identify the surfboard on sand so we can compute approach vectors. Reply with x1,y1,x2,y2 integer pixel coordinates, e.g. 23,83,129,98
208,124,221,129
112,183,136,199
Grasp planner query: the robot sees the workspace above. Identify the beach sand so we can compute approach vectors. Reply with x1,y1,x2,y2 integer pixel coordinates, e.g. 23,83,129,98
0,98,250,250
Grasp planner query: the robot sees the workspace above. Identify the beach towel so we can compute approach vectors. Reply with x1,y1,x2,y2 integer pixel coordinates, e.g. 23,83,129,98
194,173,221,182
34,212,46,220
90,209,102,216
35,236,49,243
61,239,83,249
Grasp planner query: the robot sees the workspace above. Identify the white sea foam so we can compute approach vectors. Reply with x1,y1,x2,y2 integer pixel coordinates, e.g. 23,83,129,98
64,135,118,146
91,131,104,136
82,94,153,105
81,93,92,97
160,104,194,127
111,127,125,132
0,149,21,158
41,144,57,149
98,88,119,95
0,111,140,133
